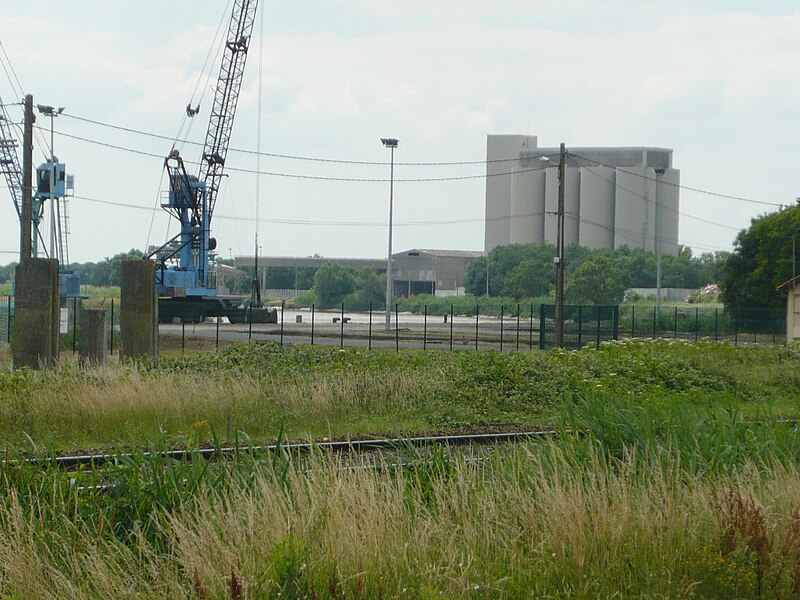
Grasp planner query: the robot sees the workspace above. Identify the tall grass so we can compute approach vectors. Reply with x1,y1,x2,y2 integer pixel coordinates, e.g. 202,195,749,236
0,340,798,452
4,431,800,597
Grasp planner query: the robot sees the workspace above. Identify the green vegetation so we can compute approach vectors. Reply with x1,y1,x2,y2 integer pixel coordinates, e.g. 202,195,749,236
0,340,797,453
722,204,800,311
465,242,729,300
1,341,799,597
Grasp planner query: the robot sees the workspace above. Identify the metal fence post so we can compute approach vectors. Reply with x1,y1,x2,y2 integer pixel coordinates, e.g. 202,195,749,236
181,321,185,353
714,308,718,342
215,314,220,349
311,303,315,346
613,306,619,340
538,304,545,350
248,304,253,341
475,303,479,351
423,304,428,350
595,307,601,349
340,302,344,348
516,303,521,352
280,299,285,347
110,298,114,354
653,306,657,339
499,304,504,352
673,306,678,339
631,305,635,339
72,297,78,354
694,307,699,342
368,302,372,351
577,305,583,349
6,295,10,343
395,303,399,352
529,304,534,350
449,304,454,351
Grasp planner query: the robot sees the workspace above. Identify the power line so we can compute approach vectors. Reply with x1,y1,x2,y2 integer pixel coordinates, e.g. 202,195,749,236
49,127,559,182
569,151,783,208
70,192,542,227
61,112,538,167
574,159,742,233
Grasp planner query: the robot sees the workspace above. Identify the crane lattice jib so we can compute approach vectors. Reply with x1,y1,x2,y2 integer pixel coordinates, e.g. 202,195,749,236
198,0,258,224
0,94,24,219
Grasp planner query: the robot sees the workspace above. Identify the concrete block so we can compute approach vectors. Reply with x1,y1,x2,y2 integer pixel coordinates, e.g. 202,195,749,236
120,260,158,360
12,258,59,369
79,308,107,367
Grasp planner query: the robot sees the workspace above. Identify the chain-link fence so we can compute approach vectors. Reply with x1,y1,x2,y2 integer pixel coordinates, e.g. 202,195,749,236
0,297,788,357
621,305,784,344
538,304,620,350
0,296,12,347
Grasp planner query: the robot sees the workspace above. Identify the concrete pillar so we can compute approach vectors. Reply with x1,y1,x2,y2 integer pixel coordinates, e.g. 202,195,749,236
120,260,158,360
12,258,59,369
78,308,107,367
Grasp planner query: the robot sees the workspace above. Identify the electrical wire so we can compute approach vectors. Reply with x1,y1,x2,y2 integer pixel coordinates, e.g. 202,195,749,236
70,192,538,227
60,112,537,167
46,127,560,182
569,151,783,208
572,157,742,233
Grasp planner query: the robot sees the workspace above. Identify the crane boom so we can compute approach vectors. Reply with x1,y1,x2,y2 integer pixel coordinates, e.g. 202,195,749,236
0,95,24,219
199,0,258,224
150,0,275,325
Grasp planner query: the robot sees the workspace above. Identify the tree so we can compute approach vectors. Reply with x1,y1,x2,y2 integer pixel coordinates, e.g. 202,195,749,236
503,257,552,299
348,268,385,309
721,205,800,311
464,256,495,296
566,256,626,305
312,262,356,307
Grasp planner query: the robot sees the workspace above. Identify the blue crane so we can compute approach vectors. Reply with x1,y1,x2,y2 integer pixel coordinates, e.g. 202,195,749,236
149,0,275,324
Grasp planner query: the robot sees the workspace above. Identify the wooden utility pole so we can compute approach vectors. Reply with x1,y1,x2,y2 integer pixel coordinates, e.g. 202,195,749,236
554,142,566,348
20,94,33,261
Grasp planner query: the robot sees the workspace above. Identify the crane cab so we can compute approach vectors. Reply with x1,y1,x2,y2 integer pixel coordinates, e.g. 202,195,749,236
35,161,72,200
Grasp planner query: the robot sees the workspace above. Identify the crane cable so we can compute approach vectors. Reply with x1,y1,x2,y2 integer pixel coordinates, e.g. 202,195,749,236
172,0,234,151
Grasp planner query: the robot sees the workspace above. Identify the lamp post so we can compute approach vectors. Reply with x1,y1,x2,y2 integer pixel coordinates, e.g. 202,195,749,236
654,168,665,317
554,142,566,349
540,145,567,348
381,137,398,330
36,104,64,261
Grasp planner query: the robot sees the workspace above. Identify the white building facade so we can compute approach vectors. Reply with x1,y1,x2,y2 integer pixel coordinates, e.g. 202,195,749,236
484,135,680,255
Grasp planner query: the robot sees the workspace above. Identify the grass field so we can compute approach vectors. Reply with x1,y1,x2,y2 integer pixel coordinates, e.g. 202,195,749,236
1,340,800,597
0,340,797,453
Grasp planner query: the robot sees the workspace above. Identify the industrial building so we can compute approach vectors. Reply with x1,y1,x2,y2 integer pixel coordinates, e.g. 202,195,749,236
234,249,483,298
484,135,680,255
391,249,484,297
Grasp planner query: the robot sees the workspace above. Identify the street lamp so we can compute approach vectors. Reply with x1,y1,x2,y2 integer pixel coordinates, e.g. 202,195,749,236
381,137,398,330
654,168,665,317
36,104,64,261
539,145,567,348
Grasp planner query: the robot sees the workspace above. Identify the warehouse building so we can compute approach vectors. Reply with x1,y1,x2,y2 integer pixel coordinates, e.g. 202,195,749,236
391,249,484,297
485,135,680,255
234,249,483,298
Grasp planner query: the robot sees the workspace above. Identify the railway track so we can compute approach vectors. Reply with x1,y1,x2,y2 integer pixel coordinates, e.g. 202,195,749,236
27,429,561,470
16,417,797,470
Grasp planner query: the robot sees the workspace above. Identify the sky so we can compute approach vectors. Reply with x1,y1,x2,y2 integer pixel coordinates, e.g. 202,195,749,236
1,0,799,264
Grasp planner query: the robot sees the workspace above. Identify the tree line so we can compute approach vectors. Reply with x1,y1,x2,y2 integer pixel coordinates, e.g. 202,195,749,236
0,203,795,311
464,242,729,304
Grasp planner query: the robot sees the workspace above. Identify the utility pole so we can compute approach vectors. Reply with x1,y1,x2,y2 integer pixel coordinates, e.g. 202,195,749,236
19,94,33,261
381,137,398,330
554,142,566,348
655,168,664,316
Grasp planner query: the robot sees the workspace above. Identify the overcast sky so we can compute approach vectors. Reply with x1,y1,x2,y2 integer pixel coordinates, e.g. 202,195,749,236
1,0,798,263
